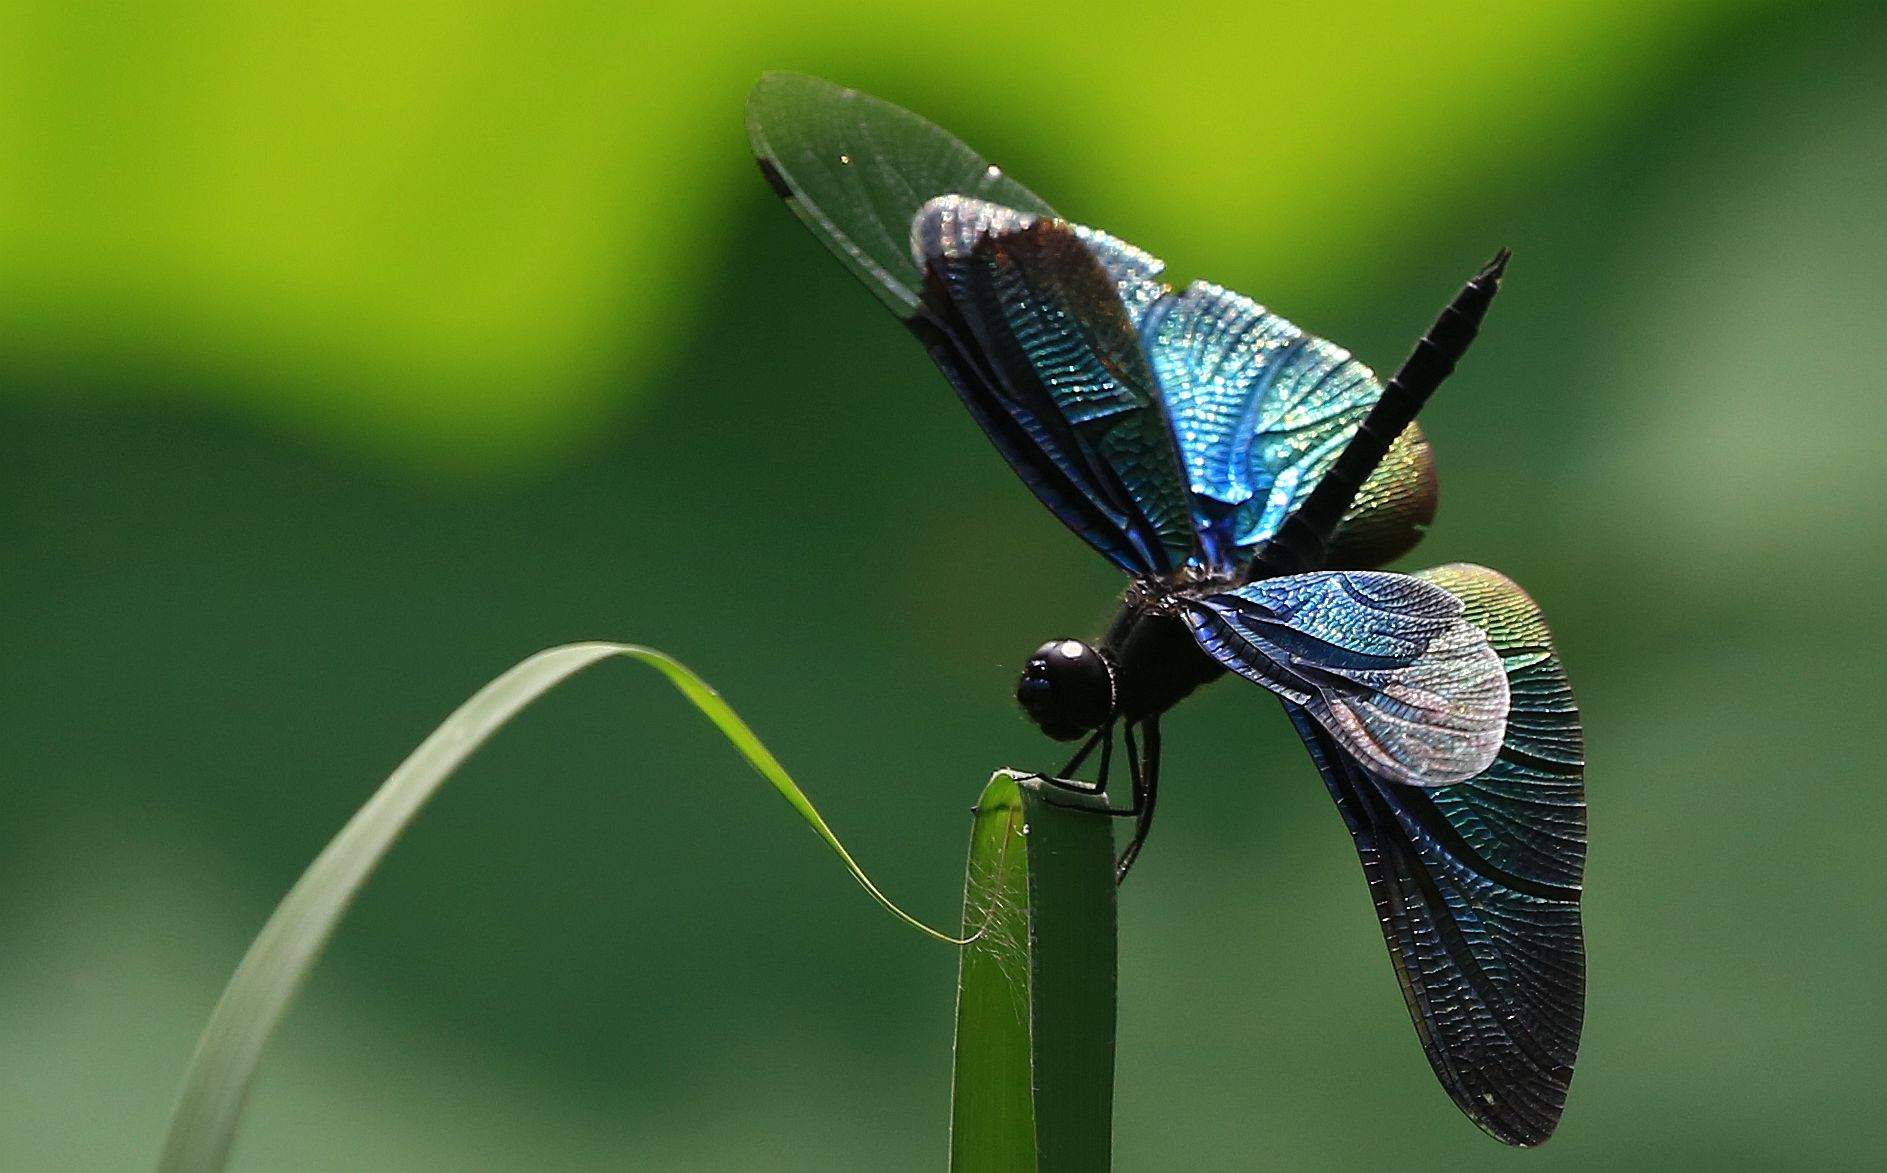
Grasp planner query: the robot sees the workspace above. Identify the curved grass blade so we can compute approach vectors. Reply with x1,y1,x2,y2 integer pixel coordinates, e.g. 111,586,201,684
159,641,958,1173
950,772,1116,1173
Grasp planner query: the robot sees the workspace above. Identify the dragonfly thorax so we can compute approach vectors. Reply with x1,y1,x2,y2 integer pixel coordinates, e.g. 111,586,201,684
1015,639,1115,742
1101,601,1228,722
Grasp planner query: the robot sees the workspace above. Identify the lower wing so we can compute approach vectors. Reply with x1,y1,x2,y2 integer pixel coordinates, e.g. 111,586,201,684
1289,563,1586,1145
1183,570,1511,787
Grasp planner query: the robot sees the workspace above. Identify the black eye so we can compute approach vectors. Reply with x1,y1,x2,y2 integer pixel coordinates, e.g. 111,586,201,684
1014,639,1114,741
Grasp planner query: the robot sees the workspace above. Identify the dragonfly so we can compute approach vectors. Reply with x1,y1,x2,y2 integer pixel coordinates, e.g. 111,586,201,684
746,72,1585,1148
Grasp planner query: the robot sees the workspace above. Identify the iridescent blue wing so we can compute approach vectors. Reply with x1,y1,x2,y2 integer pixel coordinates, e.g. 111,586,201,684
1143,282,1439,572
1182,571,1508,786
747,74,1199,576
1287,563,1585,1146
912,197,1199,574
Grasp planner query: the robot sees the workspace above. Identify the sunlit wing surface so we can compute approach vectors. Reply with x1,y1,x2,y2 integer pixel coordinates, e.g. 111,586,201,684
1288,563,1585,1146
1057,230,1439,573
747,74,1438,579
913,197,1200,575
1140,282,1436,569
1183,571,1508,786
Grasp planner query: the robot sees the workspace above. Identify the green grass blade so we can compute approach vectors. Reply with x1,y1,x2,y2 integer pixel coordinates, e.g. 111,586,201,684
158,641,956,1173
950,772,1117,1173
1021,777,1118,1173
951,775,1034,1169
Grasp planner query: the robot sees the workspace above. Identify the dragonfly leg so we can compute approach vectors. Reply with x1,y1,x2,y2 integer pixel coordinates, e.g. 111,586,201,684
1114,717,1162,881
1033,723,1140,820
1037,722,1112,794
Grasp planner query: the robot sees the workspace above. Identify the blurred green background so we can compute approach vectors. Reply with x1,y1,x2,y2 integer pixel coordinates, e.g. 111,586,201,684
3,0,1882,1169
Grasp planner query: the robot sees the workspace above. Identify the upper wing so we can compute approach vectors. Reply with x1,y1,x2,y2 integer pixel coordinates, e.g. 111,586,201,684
748,75,1200,576
1182,570,1508,786
749,73,1436,577
745,73,1057,319
911,197,1199,575
1142,281,1439,572
1288,563,1586,1146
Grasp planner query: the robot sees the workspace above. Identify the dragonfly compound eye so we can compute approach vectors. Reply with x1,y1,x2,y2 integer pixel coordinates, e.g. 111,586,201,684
1016,639,1115,741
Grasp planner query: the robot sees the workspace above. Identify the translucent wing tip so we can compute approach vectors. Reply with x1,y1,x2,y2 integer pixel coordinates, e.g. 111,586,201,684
743,72,857,175
744,74,808,196
746,71,844,118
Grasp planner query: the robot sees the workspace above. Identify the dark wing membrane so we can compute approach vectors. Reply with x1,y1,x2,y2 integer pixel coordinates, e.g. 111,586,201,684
1288,563,1585,1146
914,197,1199,574
1183,571,1508,785
1413,565,1586,888
746,73,1057,318
1323,422,1438,569
1140,282,1438,573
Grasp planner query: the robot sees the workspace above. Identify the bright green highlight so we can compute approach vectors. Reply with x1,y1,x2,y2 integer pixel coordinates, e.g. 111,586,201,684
0,0,1768,471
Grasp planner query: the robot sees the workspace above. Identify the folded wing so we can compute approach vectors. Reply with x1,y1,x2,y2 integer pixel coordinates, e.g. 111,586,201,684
912,196,1201,575
748,75,1199,576
1143,283,1438,570
750,74,1450,579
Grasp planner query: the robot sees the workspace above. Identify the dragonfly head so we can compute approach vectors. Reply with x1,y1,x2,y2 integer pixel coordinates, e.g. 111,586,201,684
1016,639,1116,742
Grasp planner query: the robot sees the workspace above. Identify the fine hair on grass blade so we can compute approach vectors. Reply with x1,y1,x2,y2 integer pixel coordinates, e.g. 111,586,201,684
158,641,964,1173
951,772,1117,1173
